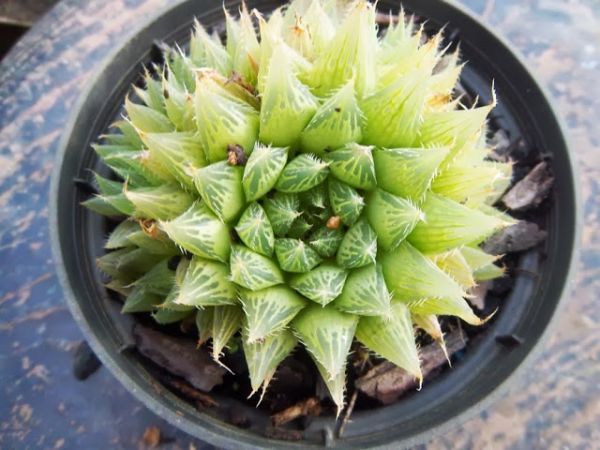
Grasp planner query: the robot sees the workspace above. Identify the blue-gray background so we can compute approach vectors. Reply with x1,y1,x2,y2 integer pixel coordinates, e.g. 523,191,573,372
0,0,598,448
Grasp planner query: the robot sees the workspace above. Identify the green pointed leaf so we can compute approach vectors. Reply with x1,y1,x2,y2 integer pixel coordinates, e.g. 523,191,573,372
408,296,484,326
419,103,494,161
152,308,194,324
125,98,173,133
408,193,508,253
275,154,329,193
122,288,162,313
361,70,428,148
315,359,346,417
485,161,513,205
287,216,313,239
239,285,306,342
333,263,392,316
326,143,376,190
211,305,244,362
412,313,448,361
431,164,509,206
159,203,231,262
93,145,164,186
461,246,498,271
300,80,363,155
135,71,166,114
139,131,206,191
193,161,245,223
127,229,179,255
125,184,194,221
299,183,329,210
356,302,421,380
262,192,301,236
474,263,505,281
430,250,476,289
274,238,322,273
308,1,377,97
373,147,449,201
194,74,259,163
243,328,297,398
242,144,288,201
293,304,357,380
229,4,260,85
259,44,318,147
380,241,465,301
167,48,196,92
112,119,145,148
97,247,162,281
93,172,123,196
234,203,275,256
328,178,364,226
82,194,132,217
162,76,196,132
290,263,348,306
105,220,139,249
175,256,237,307
196,307,214,345
307,226,344,258
229,245,284,290
365,189,423,250
190,20,232,76
122,259,175,313
300,0,335,54
336,219,377,269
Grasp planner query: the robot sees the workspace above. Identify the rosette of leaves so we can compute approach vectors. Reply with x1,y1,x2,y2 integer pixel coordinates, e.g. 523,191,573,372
86,0,515,415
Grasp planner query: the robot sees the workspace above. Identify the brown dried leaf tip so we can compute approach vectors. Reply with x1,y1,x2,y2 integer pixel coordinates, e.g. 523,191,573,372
326,216,341,230
140,219,159,238
227,144,248,166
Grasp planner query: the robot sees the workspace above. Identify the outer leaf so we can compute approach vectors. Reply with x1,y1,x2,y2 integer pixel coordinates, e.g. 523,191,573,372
242,144,288,201
373,147,449,201
162,75,196,131
105,220,139,249
262,192,301,236
125,184,194,221
125,98,173,133
196,307,214,345
97,247,162,282
408,193,508,253
243,328,298,399
175,257,238,307
293,304,358,380
259,44,318,146
333,263,392,317
290,263,348,306
328,178,364,226
274,238,322,273
326,143,376,190
229,4,260,85
190,20,232,76
361,70,428,148
336,219,377,269
315,359,346,417
307,226,344,258
412,314,449,363
127,229,179,255
139,132,207,190
356,302,422,380
430,250,476,289
93,145,165,186
380,241,465,301
234,203,275,256
152,308,194,325
474,263,505,281
211,304,244,363
159,203,231,262
365,189,423,250
229,245,284,290
275,154,329,193
194,74,259,163
407,296,484,326
431,164,509,206
239,286,306,342
193,161,245,223
300,80,363,155
308,0,377,97
461,246,498,271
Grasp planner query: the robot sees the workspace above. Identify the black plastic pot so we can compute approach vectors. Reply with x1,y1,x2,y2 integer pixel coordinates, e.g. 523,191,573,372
50,0,578,448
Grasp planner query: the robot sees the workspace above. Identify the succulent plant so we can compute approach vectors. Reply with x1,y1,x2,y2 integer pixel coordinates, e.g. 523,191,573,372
85,0,515,414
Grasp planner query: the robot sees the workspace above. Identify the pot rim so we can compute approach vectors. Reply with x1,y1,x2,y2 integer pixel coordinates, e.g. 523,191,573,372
49,1,581,448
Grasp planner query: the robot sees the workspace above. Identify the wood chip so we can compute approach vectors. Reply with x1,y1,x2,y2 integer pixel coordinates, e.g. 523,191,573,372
483,221,547,254
165,378,219,408
271,397,322,427
502,161,554,211
355,330,467,405
134,324,225,392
